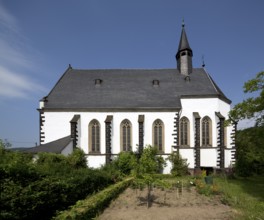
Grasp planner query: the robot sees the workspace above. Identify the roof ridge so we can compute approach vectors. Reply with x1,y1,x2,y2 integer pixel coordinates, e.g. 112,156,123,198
67,67,205,71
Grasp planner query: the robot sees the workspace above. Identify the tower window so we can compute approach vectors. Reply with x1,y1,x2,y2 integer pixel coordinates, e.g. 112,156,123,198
181,51,186,56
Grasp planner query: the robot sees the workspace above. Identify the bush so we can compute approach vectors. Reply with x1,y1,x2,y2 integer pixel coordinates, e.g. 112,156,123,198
0,148,115,220
137,145,166,175
167,151,189,176
67,148,87,169
114,151,137,175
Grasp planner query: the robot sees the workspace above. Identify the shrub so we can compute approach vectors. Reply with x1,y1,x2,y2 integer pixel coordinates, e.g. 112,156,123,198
0,149,115,220
67,148,87,169
194,179,220,196
137,145,166,175
167,151,189,176
114,151,137,175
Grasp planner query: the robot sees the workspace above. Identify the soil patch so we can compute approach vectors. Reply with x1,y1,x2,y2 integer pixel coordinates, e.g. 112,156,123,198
99,187,232,220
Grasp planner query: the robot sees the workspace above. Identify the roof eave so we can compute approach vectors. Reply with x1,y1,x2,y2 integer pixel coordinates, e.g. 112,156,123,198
41,107,182,112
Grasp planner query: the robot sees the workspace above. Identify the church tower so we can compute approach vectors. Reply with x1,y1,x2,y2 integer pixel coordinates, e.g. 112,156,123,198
176,22,193,75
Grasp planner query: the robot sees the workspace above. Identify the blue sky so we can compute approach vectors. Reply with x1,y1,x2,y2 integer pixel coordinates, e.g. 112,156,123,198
0,0,263,148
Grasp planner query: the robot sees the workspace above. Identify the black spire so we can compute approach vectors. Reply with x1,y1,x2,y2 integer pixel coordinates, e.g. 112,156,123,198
176,21,192,58
176,21,193,75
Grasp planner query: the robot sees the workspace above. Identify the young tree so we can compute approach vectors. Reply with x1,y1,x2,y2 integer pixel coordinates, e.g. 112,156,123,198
133,145,167,208
229,71,264,126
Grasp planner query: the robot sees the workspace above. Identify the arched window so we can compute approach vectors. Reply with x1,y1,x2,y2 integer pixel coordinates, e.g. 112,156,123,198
89,119,100,153
202,116,212,146
120,119,132,151
153,119,164,152
180,117,190,146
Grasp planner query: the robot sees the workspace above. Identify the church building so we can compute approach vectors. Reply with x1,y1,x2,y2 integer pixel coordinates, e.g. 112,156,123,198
37,24,236,173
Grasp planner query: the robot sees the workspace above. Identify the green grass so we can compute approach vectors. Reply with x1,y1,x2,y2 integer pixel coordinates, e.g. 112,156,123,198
158,174,264,219
215,175,264,220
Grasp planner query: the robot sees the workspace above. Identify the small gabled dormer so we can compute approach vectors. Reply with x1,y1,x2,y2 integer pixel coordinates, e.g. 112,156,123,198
176,22,193,76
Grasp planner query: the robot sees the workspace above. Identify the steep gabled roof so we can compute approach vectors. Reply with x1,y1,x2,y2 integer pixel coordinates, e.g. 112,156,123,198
42,67,231,111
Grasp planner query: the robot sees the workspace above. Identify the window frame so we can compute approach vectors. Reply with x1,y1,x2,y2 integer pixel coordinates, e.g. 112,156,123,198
152,119,164,152
88,119,101,153
179,116,190,147
120,119,132,152
201,116,212,147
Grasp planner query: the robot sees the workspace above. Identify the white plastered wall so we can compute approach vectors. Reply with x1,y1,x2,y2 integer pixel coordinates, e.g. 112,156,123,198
42,111,176,154
41,97,233,171
179,98,233,169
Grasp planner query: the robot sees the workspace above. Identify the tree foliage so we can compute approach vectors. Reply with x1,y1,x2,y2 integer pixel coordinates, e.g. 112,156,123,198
235,126,264,177
229,71,264,126
0,146,115,220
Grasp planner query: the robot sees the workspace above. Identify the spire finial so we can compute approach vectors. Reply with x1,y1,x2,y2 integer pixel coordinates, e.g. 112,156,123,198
202,55,205,67
182,18,185,28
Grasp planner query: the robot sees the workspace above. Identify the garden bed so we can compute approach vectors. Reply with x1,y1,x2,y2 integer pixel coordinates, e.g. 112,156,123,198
99,186,232,220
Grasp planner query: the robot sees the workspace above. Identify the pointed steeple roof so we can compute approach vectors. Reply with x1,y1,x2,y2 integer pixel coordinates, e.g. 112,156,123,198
177,21,192,54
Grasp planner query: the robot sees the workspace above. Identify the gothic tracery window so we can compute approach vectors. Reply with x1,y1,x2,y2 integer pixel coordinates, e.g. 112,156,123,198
89,119,100,153
153,119,164,152
180,117,189,146
121,119,132,151
202,116,212,146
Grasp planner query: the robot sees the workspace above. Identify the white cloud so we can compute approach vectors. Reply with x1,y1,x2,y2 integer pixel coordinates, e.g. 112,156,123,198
0,66,46,99
0,2,17,33
0,3,47,99
0,39,34,69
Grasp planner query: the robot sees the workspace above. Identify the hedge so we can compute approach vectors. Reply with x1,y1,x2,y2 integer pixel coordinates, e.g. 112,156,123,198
54,177,133,220
0,148,117,220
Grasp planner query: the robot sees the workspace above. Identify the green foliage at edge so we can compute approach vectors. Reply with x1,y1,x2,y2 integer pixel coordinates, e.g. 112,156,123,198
229,71,264,126
235,126,264,176
0,146,116,220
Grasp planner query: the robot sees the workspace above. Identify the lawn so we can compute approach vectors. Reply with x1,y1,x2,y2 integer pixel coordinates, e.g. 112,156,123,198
215,175,264,220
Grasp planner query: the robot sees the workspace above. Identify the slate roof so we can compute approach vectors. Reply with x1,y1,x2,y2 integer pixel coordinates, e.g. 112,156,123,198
26,136,72,153
42,67,231,111
177,24,192,53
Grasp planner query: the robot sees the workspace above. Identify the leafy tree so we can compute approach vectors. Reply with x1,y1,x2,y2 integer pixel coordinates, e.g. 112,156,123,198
229,71,264,126
133,145,167,208
235,126,264,176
